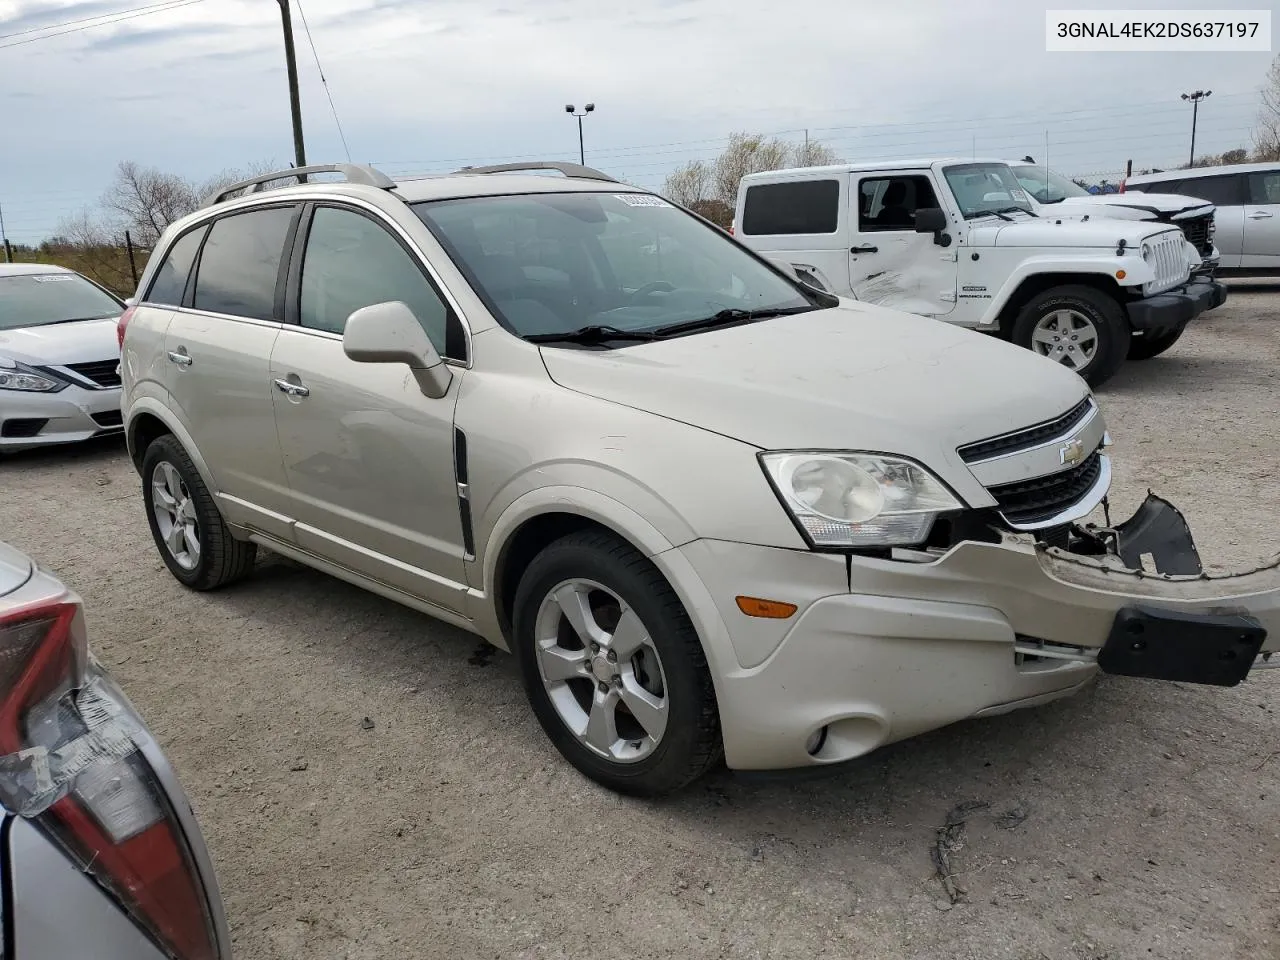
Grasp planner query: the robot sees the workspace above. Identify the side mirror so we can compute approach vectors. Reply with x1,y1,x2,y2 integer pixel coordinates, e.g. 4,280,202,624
913,207,951,247
343,301,452,399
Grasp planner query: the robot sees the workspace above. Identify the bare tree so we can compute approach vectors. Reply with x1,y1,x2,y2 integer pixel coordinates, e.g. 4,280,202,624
712,132,793,205
1256,54,1280,161
790,139,841,167
101,162,198,247
661,161,713,206
51,208,136,294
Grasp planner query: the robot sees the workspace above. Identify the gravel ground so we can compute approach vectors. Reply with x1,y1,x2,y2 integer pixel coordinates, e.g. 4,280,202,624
2,283,1278,960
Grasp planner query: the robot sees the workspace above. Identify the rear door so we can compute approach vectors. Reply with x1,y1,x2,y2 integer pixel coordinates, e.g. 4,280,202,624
165,204,298,541
736,177,848,295
1243,169,1280,269
269,203,470,614
847,171,956,316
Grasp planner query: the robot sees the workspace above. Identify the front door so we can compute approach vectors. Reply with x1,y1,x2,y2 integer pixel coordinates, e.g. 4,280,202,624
848,173,957,316
165,205,298,542
269,204,469,614
1243,169,1280,269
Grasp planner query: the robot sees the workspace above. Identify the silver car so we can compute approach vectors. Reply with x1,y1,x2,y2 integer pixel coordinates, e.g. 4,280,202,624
0,540,229,959
120,162,1280,797
0,264,126,452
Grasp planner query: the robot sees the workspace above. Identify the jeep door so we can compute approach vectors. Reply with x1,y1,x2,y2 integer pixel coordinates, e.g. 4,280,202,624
847,171,957,317
736,177,849,295
268,202,470,615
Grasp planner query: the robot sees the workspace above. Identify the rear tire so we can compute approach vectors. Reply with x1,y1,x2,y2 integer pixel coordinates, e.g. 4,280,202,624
141,434,256,590
1127,326,1184,361
1012,285,1131,387
512,530,721,796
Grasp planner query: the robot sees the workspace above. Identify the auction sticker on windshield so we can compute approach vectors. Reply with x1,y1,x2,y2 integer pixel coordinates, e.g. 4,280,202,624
616,195,672,207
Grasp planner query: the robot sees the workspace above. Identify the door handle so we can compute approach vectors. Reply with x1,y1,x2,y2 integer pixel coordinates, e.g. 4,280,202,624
273,378,310,398
850,245,879,254
1248,210,1274,219
167,350,192,367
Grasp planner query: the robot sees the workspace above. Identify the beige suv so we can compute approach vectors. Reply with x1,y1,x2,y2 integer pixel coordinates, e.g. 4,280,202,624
120,162,1279,796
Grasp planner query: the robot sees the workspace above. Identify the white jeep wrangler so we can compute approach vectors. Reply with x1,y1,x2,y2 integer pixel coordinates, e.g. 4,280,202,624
734,159,1227,385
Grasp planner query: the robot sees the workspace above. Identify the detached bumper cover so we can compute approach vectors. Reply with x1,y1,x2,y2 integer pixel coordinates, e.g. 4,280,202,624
1126,278,1227,332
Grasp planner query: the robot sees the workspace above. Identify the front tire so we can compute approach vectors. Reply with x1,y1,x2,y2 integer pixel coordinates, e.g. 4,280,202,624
512,530,721,796
1012,285,1131,386
141,434,257,590
1127,326,1184,361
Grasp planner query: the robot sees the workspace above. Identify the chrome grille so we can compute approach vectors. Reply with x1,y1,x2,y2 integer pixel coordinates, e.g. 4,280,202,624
958,398,1094,464
1145,232,1190,294
987,451,1103,526
65,360,121,389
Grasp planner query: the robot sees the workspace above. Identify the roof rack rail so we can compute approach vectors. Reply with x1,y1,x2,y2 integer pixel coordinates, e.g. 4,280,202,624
205,163,396,206
453,161,619,184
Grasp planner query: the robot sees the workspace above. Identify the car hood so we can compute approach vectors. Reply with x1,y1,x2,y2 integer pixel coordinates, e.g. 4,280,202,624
539,303,1089,463
0,318,120,366
0,542,33,599
1047,194,1215,221
968,216,1182,249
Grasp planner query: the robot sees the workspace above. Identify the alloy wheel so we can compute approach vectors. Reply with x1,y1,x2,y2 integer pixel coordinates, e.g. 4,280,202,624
1031,308,1100,370
151,461,201,571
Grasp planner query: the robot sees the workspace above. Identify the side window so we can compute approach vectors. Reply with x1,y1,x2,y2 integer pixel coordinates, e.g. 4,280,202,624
144,226,206,306
741,180,840,235
193,207,294,321
1171,175,1246,206
858,176,939,231
299,206,451,355
1248,171,1280,204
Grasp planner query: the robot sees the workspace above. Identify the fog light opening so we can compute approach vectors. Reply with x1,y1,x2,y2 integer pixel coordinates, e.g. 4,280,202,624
805,725,828,757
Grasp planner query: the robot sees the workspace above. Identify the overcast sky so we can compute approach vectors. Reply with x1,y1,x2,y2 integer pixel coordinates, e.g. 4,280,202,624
0,0,1274,241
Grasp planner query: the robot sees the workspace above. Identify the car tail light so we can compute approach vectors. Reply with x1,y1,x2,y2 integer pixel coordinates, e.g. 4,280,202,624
117,304,137,349
0,599,219,960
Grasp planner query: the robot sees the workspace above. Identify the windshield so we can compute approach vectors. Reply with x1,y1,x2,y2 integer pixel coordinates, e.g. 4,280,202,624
412,192,815,342
0,272,123,331
1010,164,1091,204
942,163,1037,219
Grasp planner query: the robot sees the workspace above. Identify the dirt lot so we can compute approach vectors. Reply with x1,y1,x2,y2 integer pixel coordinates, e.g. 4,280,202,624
2,284,1279,960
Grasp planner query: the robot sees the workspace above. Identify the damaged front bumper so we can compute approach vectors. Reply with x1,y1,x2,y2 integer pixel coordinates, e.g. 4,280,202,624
686,494,1278,771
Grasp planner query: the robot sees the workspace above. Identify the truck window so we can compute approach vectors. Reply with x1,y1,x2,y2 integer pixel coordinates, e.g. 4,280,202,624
741,180,840,235
858,176,939,231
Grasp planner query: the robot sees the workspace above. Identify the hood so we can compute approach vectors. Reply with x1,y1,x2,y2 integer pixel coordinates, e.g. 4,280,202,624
0,541,34,599
0,318,120,367
967,215,1182,249
539,303,1089,463
1048,194,1215,221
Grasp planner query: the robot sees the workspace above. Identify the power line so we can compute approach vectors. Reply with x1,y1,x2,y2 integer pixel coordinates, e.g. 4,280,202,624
0,0,205,50
293,0,352,162
0,0,191,41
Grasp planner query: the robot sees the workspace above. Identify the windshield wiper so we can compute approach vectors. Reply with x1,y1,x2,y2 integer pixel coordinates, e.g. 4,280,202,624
524,324,661,345
44,315,119,325
651,305,815,338
966,209,1013,222
996,205,1038,218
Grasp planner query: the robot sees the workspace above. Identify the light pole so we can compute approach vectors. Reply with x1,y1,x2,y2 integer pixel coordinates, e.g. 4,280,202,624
1181,90,1211,167
277,0,307,175
565,103,595,165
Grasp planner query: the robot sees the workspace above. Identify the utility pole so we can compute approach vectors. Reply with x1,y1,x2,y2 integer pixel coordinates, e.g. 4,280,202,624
565,103,595,165
0,201,9,263
1180,90,1211,167
277,0,307,176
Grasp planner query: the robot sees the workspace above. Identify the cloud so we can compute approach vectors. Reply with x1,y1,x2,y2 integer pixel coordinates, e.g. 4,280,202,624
79,20,236,52
1,0,125,34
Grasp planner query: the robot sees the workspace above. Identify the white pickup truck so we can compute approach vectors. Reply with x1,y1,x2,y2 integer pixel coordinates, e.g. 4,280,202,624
734,159,1227,386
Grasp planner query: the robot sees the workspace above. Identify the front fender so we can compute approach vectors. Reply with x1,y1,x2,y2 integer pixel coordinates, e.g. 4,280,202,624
977,255,1147,329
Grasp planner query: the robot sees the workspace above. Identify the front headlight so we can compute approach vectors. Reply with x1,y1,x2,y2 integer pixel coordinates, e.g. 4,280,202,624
760,452,962,548
0,357,67,393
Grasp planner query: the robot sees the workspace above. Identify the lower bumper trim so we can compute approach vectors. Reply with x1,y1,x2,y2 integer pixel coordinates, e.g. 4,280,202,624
1126,278,1226,332
1097,605,1266,687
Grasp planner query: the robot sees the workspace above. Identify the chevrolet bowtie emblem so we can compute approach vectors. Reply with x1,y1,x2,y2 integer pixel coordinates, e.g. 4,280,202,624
1059,438,1086,467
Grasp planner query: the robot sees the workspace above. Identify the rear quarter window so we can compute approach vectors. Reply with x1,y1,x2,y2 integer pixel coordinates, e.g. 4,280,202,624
742,180,840,235
144,226,207,306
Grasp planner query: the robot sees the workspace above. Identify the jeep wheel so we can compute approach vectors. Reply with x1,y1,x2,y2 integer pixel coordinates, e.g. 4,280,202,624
512,530,721,796
1128,326,1184,361
1012,285,1131,386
